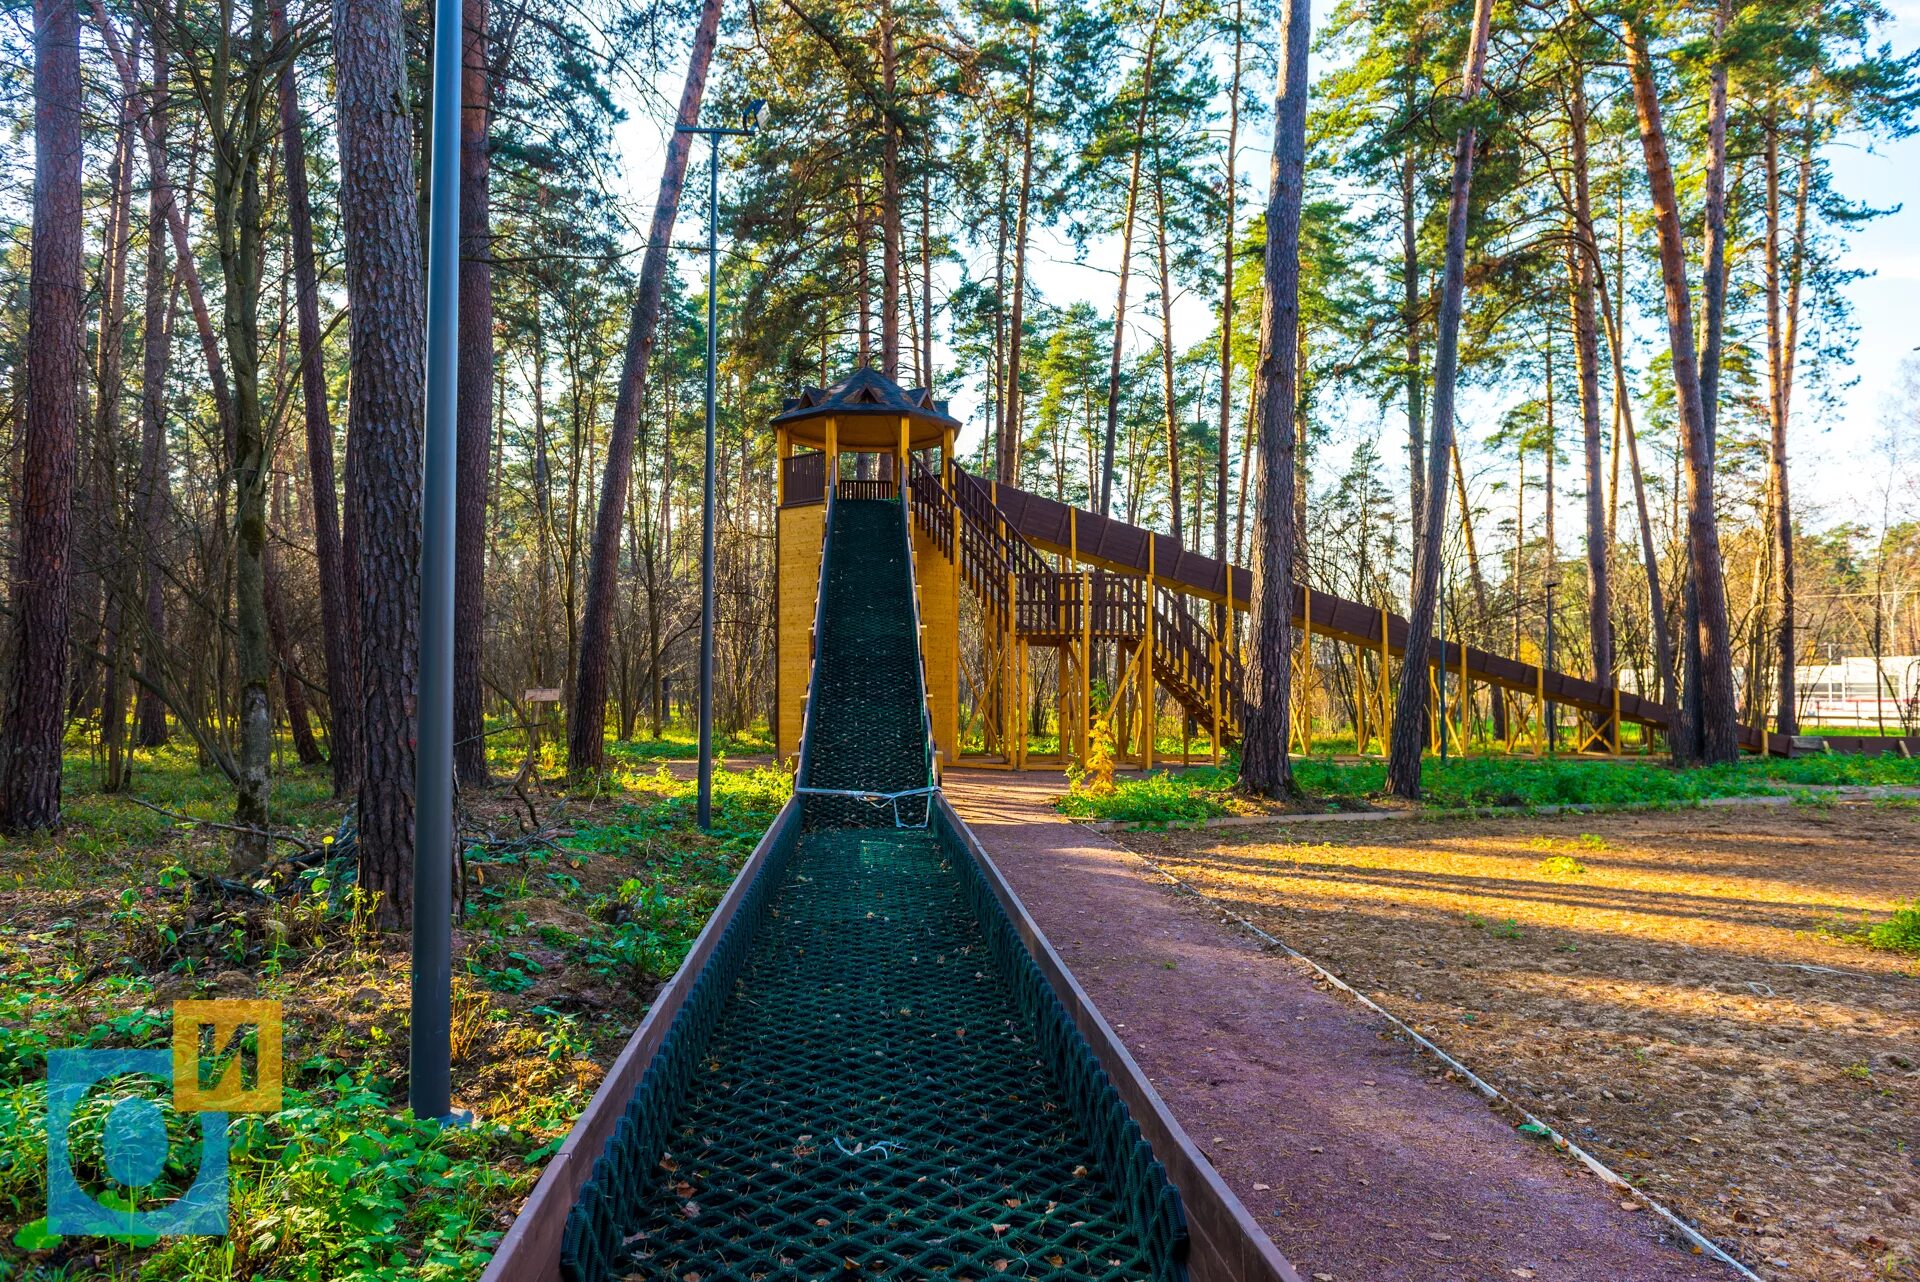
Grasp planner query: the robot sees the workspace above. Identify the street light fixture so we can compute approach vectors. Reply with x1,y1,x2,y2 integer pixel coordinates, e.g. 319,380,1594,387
412,0,464,1125
677,99,766,831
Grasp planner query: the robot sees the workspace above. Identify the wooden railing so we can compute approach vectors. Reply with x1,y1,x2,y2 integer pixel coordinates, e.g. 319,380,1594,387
837,478,896,501
782,451,826,506
1152,587,1242,729
908,455,953,559
1012,569,1146,641
908,459,1242,736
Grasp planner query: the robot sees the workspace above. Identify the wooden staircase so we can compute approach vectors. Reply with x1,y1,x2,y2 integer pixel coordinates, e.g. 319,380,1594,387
909,457,1243,746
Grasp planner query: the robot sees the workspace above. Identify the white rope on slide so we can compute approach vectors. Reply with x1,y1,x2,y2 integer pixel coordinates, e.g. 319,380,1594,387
794,784,938,829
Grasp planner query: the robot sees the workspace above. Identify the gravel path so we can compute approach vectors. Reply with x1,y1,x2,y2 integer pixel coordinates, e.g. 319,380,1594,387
944,770,1735,1282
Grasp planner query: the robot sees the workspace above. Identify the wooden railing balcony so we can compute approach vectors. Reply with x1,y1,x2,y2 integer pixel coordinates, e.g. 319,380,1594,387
781,451,826,507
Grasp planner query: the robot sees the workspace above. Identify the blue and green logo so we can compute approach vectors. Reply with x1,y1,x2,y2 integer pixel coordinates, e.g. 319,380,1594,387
40,1000,281,1241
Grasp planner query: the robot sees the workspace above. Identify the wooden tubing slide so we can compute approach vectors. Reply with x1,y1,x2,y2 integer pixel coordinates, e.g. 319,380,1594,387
980,478,1796,757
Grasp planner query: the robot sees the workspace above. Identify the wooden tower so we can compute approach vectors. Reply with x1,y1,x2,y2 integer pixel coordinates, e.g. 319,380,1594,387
772,369,961,768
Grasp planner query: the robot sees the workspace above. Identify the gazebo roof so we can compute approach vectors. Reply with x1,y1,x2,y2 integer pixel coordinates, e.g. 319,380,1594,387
773,367,959,449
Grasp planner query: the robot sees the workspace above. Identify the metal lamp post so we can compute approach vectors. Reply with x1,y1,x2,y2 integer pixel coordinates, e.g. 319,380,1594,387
678,99,766,831
412,0,463,1123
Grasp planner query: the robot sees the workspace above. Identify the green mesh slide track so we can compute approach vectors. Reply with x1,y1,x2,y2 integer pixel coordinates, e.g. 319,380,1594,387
559,497,1188,1282
800,499,934,829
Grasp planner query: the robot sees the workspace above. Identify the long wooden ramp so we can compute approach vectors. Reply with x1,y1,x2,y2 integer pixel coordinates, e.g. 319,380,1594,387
982,477,1792,756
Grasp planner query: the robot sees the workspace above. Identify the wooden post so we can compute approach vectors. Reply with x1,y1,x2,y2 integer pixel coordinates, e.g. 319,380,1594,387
1300,585,1314,755
1080,570,1093,762
777,427,791,505
898,416,910,499
1143,542,1156,770
825,416,839,491
1005,566,1018,765
1612,684,1623,755
944,429,959,757
1459,632,1470,750
1428,665,1441,752
1227,567,1238,665
1209,634,1221,765
1378,605,1392,757
1535,662,1546,755
1354,640,1370,754
1018,637,1030,769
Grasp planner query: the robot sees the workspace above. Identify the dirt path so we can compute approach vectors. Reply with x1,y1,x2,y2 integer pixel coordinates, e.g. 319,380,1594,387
944,771,1736,1282
1123,805,1920,1282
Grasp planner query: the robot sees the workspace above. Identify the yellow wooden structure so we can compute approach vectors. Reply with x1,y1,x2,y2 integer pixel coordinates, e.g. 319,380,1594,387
773,370,961,767
773,370,1788,771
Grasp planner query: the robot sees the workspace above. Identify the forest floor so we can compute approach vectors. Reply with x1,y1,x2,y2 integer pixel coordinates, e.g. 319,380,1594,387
0,735,785,1282
1113,803,1920,1281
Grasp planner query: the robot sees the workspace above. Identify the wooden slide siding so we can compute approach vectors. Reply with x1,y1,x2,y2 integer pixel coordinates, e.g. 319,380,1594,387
983,477,1793,754
478,802,802,1282
777,502,826,764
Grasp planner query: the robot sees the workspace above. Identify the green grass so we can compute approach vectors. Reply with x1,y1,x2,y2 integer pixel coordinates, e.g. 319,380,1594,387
1054,750,1920,825
603,724,773,765
1055,765,1237,823
0,743,786,1281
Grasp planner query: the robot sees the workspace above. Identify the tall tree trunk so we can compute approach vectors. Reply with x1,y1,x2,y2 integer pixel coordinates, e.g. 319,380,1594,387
265,539,323,766
999,18,1039,485
1566,71,1611,720
1239,0,1307,798
3,0,82,833
94,83,137,792
1152,146,1182,543
1597,272,1677,710
1098,0,1164,515
274,0,358,791
856,172,872,370
1216,0,1241,564
880,0,902,378
1698,0,1731,446
453,0,493,784
336,0,427,922
920,164,934,386
90,3,236,454
567,0,723,778
1766,112,1813,736
212,7,275,875
135,20,172,749
1386,0,1493,799
1400,71,1425,568
1624,16,1739,764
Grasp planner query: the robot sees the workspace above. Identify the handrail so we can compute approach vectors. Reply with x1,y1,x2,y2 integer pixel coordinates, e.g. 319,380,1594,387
793,479,838,788
897,481,940,794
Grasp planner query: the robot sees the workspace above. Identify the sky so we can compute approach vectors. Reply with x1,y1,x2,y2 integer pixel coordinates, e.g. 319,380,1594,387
608,2,1920,544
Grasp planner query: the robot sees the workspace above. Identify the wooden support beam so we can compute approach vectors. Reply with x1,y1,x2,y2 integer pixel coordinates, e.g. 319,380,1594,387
1143,541,1157,770
1378,605,1391,756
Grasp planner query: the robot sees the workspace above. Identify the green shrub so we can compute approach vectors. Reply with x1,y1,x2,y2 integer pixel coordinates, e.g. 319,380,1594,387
1867,900,1920,956
1056,766,1234,823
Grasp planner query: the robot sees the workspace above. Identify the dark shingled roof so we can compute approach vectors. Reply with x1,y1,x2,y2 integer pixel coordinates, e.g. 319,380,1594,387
772,367,959,430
